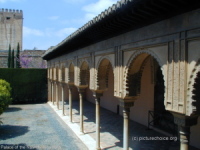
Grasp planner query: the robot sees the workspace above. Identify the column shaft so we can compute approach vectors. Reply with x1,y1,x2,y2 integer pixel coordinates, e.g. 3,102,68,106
96,97,101,150
179,126,190,150
52,83,55,105
50,82,52,102
62,84,65,115
79,92,84,133
51,82,53,103
56,83,59,109
69,88,72,122
123,108,130,150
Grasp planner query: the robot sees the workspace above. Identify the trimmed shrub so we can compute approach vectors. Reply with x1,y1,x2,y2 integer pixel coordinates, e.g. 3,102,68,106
0,68,47,104
0,79,12,115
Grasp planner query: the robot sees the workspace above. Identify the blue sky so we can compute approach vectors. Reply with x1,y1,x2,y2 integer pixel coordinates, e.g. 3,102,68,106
0,0,118,50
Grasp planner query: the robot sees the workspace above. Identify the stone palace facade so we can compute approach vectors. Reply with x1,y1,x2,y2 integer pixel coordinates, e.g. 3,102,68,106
43,0,200,149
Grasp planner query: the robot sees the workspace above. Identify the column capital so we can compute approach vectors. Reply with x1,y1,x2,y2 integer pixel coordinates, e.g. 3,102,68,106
77,85,88,93
118,96,138,108
59,81,66,87
93,90,103,99
172,112,199,127
67,82,74,89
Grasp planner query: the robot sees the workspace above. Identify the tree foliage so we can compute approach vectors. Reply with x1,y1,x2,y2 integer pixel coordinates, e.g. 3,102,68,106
11,49,15,68
0,79,12,115
0,69,47,104
7,44,11,68
16,43,21,68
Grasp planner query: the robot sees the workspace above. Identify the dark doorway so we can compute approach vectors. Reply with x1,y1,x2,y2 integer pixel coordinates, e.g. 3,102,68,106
154,67,177,135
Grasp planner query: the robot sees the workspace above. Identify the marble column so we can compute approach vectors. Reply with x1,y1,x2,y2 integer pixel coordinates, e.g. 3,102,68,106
61,83,65,115
49,80,53,102
119,97,135,150
172,113,199,150
51,81,53,102
78,87,86,133
56,82,59,109
93,91,103,150
53,82,55,105
68,84,73,122
123,107,130,150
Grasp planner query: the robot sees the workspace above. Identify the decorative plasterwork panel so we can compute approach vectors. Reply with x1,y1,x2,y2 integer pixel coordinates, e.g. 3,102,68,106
94,54,115,91
122,45,168,103
77,59,90,86
187,39,200,116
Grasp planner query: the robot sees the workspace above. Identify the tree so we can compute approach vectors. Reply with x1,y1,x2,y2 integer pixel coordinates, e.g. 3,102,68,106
11,49,15,68
16,43,21,68
0,79,12,116
19,53,32,68
7,44,11,68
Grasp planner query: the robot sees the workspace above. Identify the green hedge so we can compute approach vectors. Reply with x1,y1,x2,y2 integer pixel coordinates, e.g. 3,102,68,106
0,68,47,104
0,79,12,115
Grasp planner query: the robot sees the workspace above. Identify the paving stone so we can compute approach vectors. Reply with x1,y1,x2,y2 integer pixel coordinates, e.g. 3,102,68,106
56,100,199,150
0,104,88,150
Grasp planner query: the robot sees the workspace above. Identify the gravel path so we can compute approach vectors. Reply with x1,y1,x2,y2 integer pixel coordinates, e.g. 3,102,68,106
0,104,88,150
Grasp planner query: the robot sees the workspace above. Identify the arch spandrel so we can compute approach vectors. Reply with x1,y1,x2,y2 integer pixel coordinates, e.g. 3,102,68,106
124,45,167,68
95,55,115,70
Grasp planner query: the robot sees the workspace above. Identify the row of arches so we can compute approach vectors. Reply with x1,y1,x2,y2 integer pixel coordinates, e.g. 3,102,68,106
49,52,165,95
48,52,200,150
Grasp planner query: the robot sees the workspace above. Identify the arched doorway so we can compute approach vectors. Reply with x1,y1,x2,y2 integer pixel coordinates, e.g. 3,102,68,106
154,64,177,135
97,58,118,113
80,61,90,86
127,53,176,134
69,63,74,83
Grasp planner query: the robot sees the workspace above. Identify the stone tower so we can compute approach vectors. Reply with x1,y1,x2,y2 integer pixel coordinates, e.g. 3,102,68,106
0,8,23,68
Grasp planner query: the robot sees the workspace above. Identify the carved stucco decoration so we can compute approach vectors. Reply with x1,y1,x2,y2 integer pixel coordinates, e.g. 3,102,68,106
76,58,90,87
68,63,75,84
79,61,90,86
95,55,115,91
187,59,200,116
123,49,166,102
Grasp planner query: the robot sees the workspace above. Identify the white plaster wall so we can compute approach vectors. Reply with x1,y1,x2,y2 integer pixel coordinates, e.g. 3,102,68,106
130,59,154,126
48,81,51,101
72,86,79,101
86,88,95,104
100,68,119,113
58,85,62,102
53,83,56,102
64,84,69,101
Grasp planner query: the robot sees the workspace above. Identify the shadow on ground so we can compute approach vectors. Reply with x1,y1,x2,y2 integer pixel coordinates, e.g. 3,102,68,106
0,125,29,140
4,107,22,113
0,144,38,150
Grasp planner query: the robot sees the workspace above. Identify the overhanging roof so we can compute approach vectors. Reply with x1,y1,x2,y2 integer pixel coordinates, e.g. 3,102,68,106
43,0,200,60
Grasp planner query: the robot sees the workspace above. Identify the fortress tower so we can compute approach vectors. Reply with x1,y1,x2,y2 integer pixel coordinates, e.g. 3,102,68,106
0,8,23,68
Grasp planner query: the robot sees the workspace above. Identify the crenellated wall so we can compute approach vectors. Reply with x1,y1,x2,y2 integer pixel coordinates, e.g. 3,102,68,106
0,8,23,68
0,8,23,50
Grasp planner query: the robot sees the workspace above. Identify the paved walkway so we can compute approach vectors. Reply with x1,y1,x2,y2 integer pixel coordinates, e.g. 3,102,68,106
0,101,198,150
0,104,88,150
54,100,198,150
